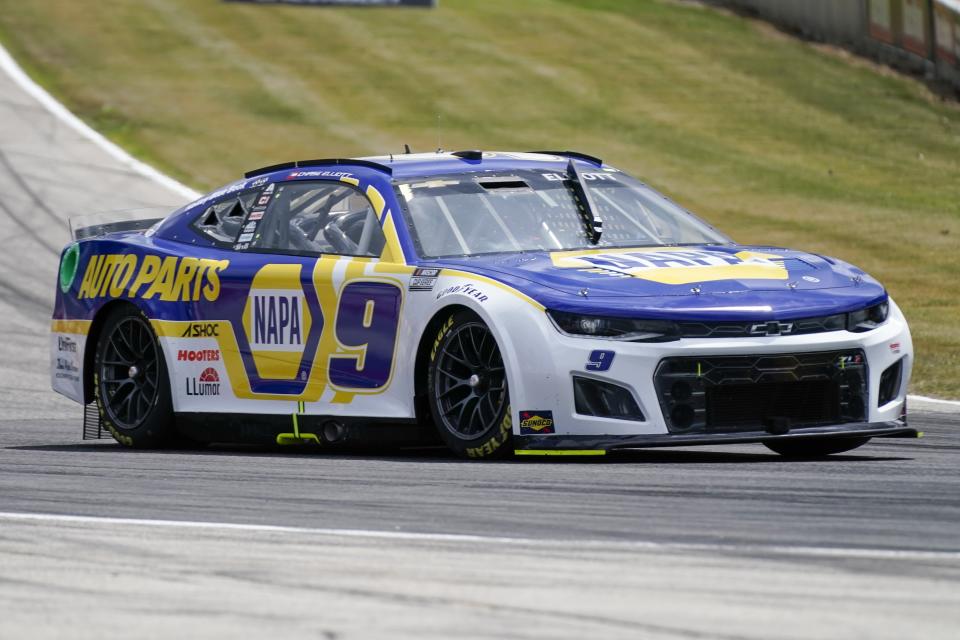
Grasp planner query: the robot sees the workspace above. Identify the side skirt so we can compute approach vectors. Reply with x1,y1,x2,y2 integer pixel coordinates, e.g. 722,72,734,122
175,412,428,448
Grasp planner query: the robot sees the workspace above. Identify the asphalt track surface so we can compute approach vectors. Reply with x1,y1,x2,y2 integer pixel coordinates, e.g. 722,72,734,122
1,44,959,639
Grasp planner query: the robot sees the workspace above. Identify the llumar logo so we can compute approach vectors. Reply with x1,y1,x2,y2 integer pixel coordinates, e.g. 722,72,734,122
77,254,229,301
186,367,220,396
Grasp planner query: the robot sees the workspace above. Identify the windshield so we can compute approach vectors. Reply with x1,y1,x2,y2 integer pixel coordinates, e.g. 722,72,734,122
397,168,729,258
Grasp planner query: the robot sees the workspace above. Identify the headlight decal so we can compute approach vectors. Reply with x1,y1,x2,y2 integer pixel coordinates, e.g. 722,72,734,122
548,310,680,342
847,300,889,332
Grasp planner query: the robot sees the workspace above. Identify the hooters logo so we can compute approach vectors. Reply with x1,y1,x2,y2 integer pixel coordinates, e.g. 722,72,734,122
177,349,221,362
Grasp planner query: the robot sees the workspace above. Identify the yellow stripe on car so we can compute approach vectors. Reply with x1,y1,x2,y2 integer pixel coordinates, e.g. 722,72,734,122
441,269,545,311
514,449,606,456
50,319,93,335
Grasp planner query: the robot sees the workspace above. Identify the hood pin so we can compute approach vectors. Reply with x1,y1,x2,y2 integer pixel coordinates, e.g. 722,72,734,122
578,288,589,297
691,286,702,295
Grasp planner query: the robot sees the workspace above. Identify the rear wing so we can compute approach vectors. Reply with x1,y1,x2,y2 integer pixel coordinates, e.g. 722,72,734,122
68,207,174,241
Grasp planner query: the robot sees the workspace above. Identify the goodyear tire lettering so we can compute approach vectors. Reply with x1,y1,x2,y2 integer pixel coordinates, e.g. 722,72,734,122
466,407,512,458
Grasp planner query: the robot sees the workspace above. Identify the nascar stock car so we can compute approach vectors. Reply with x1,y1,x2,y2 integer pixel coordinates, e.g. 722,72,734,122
51,151,917,458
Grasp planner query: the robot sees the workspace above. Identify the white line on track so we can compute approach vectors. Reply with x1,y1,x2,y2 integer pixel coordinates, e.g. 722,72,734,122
0,43,200,202
1,511,958,562
909,394,960,408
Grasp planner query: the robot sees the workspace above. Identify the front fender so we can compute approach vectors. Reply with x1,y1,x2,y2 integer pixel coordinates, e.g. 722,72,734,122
416,269,560,435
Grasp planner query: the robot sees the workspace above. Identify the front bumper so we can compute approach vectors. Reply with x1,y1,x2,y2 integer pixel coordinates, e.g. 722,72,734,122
513,421,919,454
505,298,914,439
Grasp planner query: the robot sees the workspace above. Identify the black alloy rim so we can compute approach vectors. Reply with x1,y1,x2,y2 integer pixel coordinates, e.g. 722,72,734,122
434,322,507,438
99,317,160,429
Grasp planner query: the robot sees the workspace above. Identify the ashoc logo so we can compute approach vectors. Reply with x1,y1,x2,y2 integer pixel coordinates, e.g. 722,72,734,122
186,367,220,396
181,323,219,338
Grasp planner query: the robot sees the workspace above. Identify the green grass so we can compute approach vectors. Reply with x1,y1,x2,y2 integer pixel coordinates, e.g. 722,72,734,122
0,0,957,397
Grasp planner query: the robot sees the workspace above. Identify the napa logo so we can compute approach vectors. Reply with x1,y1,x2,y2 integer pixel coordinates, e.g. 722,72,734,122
550,248,788,285
249,293,304,349
242,265,312,380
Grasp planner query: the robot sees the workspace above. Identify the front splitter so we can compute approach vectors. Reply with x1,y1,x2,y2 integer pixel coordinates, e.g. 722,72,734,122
513,422,919,455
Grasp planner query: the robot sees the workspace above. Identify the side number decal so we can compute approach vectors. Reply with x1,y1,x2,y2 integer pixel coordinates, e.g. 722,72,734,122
329,281,402,390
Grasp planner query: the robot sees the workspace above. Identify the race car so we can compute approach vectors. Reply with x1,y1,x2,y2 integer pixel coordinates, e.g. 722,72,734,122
51,151,917,458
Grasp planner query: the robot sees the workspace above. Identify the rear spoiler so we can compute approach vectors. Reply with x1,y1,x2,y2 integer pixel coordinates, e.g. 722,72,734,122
71,217,163,241
67,206,176,241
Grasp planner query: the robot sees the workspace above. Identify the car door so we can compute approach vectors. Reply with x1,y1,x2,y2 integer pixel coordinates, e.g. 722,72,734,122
193,178,406,417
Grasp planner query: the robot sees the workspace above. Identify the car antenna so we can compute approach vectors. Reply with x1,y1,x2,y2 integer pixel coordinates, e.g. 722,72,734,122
436,113,443,153
404,143,411,154
567,158,603,244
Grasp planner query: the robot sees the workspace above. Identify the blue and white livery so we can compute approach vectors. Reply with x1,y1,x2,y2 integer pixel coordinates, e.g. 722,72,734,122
51,151,916,458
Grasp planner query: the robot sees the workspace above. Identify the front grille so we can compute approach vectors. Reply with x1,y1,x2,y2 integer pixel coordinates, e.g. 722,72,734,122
707,380,839,429
677,313,845,339
654,350,868,434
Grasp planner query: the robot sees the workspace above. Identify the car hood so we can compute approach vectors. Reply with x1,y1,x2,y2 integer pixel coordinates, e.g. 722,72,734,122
433,245,887,321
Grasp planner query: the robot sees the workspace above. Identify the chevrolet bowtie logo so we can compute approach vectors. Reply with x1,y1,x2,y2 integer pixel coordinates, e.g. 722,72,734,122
750,321,794,336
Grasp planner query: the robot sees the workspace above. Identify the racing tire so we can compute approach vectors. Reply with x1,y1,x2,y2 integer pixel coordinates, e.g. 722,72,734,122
426,310,513,459
94,306,177,448
764,436,871,458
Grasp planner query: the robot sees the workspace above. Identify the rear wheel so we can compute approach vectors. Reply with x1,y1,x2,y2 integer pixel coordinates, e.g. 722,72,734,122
764,436,870,458
426,311,513,459
94,306,176,448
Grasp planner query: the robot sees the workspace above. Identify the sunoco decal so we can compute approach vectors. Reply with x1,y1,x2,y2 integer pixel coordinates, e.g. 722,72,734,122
519,410,555,435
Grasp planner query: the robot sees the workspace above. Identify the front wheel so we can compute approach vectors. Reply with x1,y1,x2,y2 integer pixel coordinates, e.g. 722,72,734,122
426,311,513,459
764,436,871,458
94,305,176,448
